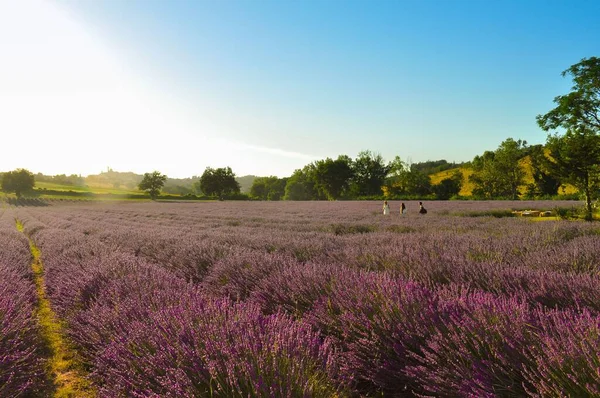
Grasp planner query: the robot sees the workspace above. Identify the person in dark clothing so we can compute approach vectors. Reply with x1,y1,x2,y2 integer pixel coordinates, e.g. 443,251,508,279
418,201,427,214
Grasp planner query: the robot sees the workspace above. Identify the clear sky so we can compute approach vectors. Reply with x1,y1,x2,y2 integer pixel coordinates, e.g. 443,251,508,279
1,0,599,178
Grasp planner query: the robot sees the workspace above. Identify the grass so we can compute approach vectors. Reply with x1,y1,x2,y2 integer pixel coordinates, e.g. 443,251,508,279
429,167,475,197
450,209,517,218
27,182,212,202
527,216,561,222
16,220,96,398
35,181,141,195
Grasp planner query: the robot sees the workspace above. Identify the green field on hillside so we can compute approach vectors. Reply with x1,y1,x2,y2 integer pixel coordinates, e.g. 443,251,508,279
429,159,579,197
35,181,142,195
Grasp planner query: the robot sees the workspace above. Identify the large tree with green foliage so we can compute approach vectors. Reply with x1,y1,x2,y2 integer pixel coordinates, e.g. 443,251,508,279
470,138,527,199
537,57,600,220
470,151,505,199
495,138,528,200
1,169,35,198
138,171,167,200
384,157,431,197
284,165,321,201
313,156,353,200
350,150,390,197
197,167,240,199
432,171,463,200
545,129,600,220
404,166,432,196
524,144,561,198
250,176,287,200
383,156,407,196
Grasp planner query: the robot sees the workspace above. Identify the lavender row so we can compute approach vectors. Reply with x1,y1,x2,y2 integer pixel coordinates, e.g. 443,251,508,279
203,254,600,395
0,213,46,397
22,226,348,396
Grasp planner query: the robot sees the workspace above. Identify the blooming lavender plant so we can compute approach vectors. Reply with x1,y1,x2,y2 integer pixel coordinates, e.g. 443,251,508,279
0,224,46,396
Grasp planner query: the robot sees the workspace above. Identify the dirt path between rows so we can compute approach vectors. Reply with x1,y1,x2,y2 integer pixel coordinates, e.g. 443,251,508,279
16,220,96,398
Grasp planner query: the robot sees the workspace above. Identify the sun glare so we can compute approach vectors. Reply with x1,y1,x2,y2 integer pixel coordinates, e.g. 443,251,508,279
0,0,205,176
0,0,321,178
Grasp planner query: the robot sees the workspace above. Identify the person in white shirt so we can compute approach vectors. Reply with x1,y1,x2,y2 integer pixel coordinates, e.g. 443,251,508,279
382,200,390,215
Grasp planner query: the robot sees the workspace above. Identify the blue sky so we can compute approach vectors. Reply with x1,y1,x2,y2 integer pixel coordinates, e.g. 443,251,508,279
1,0,599,177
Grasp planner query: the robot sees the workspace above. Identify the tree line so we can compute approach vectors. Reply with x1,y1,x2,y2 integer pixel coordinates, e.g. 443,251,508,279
2,57,599,218
136,56,599,217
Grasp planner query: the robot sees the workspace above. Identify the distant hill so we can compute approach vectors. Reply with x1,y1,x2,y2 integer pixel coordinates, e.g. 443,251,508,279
428,156,578,197
78,170,257,195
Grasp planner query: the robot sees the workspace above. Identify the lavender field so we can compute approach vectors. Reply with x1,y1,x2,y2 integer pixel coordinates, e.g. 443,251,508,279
2,200,600,397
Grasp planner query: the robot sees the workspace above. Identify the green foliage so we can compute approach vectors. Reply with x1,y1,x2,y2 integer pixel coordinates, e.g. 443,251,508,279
313,156,353,200
250,176,288,200
196,167,241,199
405,167,432,196
432,171,463,200
350,150,391,197
410,159,465,175
524,145,561,198
536,58,600,218
537,57,600,220
1,168,35,198
384,157,432,197
284,165,321,201
470,138,527,199
544,129,600,220
536,57,600,133
553,206,582,220
453,209,516,218
138,171,167,200
35,173,85,186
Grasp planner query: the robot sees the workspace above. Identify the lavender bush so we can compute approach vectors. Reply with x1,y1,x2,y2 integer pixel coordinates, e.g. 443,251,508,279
0,213,46,396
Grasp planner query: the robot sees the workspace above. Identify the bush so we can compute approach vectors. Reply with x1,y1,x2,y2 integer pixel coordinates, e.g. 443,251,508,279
554,205,586,220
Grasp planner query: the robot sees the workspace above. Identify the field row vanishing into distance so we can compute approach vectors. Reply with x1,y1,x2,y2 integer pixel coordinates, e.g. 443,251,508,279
2,200,600,397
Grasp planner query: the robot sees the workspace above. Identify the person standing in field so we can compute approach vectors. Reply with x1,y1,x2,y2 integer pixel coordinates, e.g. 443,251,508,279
382,200,390,215
400,202,406,215
418,201,427,214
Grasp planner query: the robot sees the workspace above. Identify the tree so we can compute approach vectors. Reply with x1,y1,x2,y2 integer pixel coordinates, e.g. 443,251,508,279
138,171,167,200
545,129,600,220
432,171,463,200
313,156,353,200
524,145,561,198
1,169,35,198
350,150,391,197
537,57,600,133
470,151,505,199
284,165,321,201
469,138,527,199
383,157,431,197
250,176,287,201
537,57,600,220
383,156,407,196
410,159,465,175
495,138,527,200
197,167,240,199
404,166,432,196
